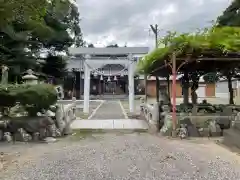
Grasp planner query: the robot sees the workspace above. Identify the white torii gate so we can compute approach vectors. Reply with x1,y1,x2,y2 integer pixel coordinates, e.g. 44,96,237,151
68,47,149,114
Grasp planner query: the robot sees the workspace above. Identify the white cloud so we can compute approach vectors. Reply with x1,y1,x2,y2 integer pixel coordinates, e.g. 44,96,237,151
77,0,231,47
161,3,177,16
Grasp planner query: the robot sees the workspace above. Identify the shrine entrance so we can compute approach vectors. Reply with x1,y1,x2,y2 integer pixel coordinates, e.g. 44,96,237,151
68,47,149,113
104,81,116,94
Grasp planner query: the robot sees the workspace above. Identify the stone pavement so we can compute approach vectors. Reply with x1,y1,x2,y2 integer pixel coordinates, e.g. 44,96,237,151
1,133,240,180
89,101,126,120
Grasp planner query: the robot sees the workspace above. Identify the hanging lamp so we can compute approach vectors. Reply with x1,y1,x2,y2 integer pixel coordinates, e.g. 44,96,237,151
100,75,103,81
114,76,117,81
107,76,111,82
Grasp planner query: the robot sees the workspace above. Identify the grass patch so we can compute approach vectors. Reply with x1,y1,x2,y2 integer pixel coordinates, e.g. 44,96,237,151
68,129,106,141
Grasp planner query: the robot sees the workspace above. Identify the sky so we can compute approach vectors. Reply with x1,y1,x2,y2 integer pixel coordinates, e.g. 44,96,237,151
76,0,232,50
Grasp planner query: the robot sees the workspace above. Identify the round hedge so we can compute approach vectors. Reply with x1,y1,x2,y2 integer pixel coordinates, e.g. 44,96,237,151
0,83,58,116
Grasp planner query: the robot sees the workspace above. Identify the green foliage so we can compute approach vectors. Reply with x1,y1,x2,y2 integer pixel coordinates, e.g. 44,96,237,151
41,0,83,52
17,84,57,115
0,0,48,26
0,0,83,82
203,73,219,83
0,84,57,116
41,55,67,79
138,26,240,74
0,84,24,107
106,44,119,47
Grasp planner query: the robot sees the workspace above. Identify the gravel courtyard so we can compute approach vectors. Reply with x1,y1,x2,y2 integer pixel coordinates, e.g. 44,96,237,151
1,133,240,180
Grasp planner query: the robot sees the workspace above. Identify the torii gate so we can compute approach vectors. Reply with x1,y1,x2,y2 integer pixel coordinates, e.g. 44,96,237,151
68,47,149,114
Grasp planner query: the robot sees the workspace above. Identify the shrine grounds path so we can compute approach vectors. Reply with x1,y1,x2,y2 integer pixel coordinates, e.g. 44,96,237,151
1,133,240,180
89,101,127,120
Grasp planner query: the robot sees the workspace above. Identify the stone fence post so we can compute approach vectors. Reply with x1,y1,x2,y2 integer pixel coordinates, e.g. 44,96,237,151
63,97,77,135
148,102,159,133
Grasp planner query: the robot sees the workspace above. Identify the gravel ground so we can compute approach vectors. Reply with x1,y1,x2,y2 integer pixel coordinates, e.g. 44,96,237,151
1,133,240,180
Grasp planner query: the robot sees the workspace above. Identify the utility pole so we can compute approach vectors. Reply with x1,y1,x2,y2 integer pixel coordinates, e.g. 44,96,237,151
150,24,160,104
150,24,160,131
144,24,160,102
150,24,159,48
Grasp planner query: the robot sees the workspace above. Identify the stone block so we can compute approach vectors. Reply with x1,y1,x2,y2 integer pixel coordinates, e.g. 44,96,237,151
14,128,32,142
43,137,57,143
179,115,200,137
223,129,240,148
208,120,222,136
233,121,240,131
0,130,3,141
3,132,12,142
32,132,40,141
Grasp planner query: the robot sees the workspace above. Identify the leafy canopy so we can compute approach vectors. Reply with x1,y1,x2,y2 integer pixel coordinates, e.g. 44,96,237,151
0,0,83,82
138,26,240,74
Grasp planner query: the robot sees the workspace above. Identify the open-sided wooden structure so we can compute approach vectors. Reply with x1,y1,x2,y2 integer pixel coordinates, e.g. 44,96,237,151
138,26,240,136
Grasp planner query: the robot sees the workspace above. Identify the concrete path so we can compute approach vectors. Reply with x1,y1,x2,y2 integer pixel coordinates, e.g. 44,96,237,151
1,134,240,180
89,101,127,120
71,119,148,130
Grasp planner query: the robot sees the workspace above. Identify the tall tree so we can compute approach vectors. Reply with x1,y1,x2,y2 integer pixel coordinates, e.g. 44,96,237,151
106,44,118,48
0,0,51,80
217,0,240,26
217,1,240,104
88,43,94,47
0,0,83,82
41,55,67,83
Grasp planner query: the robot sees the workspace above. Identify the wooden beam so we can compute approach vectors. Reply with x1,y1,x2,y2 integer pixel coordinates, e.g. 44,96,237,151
176,57,240,61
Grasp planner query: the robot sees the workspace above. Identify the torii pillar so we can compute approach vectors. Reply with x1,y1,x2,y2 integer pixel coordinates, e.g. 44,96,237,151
128,54,135,113
83,55,91,113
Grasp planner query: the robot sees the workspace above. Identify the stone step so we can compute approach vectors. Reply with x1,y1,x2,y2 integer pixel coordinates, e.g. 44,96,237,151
223,128,240,149
72,129,148,133
233,122,240,131
70,119,149,130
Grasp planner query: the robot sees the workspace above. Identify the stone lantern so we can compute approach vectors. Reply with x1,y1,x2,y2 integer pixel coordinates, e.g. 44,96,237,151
22,69,38,84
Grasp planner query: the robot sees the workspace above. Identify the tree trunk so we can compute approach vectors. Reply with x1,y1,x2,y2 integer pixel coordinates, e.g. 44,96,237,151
227,72,234,104
182,71,189,105
191,91,198,105
144,74,148,102
156,76,160,103
191,73,199,105
166,75,171,103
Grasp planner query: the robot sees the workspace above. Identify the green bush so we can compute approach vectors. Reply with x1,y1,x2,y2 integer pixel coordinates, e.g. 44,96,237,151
0,84,19,107
17,84,58,116
0,84,58,116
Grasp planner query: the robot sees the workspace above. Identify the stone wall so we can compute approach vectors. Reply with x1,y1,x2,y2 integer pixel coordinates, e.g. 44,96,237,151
0,98,77,143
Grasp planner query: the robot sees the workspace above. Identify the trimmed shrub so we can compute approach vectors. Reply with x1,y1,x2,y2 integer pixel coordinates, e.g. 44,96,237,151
0,84,28,115
0,84,58,116
17,84,58,116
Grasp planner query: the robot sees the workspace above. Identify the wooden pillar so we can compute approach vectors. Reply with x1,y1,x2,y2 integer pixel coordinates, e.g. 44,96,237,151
156,76,160,102
171,52,177,137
